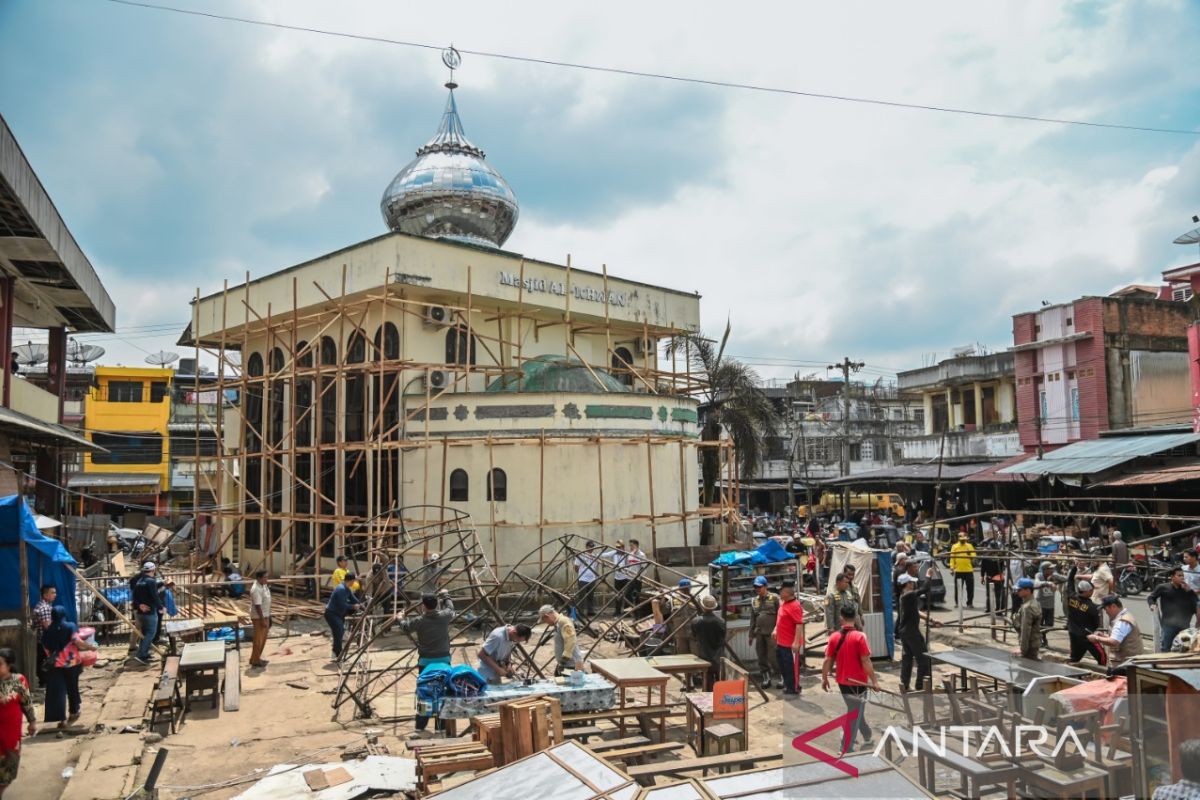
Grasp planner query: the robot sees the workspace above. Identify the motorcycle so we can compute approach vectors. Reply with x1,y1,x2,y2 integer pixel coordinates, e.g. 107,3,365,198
1117,561,1144,596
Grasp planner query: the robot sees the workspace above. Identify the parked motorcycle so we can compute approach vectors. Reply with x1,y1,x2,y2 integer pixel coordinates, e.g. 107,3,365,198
1117,562,1144,596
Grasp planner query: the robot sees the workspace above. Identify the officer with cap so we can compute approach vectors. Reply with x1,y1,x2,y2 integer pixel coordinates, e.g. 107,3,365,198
1013,577,1041,659
749,575,781,687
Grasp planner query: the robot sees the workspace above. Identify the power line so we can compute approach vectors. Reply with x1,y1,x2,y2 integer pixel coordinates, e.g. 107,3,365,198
102,0,1200,137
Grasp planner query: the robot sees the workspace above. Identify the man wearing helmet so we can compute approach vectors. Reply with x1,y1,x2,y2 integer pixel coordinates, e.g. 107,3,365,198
1066,580,1106,666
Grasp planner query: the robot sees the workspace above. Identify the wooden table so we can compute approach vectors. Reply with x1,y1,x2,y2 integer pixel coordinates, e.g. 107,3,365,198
163,615,242,655
930,644,1088,693
644,654,710,688
179,641,225,714
590,658,670,740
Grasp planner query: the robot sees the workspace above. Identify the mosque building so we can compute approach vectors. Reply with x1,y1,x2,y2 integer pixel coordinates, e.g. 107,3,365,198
180,65,709,576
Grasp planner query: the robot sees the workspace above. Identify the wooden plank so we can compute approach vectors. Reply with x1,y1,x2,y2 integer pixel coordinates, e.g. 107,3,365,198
562,704,683,723
223,650,240,712
562,725,603,740
625,751,783,784
532,704,550,751
600,741,684,763
586,735,651,753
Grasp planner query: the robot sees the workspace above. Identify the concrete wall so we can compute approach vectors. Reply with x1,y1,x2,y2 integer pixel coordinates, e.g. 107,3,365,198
897,427,1021,462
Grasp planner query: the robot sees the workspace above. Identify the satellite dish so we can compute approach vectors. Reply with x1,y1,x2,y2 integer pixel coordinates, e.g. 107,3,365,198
1174,214,1200,245
145,350,180,366
12,342,48,366
70,344,105,365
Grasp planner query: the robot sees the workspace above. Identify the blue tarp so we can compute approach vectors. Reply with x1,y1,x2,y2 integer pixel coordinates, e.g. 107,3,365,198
710,539,795,567
0,495,77,622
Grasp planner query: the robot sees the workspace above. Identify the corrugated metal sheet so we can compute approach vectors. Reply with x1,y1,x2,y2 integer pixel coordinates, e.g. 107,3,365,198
0,405,101,451
66,473,161,490
824,463,986,484
1096,460,1200,486
1000,432,1200,476
959,453,1035,483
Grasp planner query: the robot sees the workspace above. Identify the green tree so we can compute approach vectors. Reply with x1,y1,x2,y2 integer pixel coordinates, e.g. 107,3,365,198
668,322,780,545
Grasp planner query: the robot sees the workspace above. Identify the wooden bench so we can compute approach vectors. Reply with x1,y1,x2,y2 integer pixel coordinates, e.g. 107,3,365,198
415,741,495,793
586,735,651,753
625,751,784,786
562,703,683,724
562,725,603,741
223,650,240,712
599,741,683,765
148,656,182,734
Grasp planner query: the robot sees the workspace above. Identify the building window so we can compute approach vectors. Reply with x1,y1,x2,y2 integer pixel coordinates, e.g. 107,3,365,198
319,337,338,445
375,323,400,361
849,443,862,461
611,347,634,388
91,432,163,465
244,518,261,550
107,381,143,403
295,340,313,447
245,352,264,453
1071,387,1080,421
913,408,924,427
487,468,507,502
345,332,366,443
449,468,469,502
149,381,169,403
374,324,400,440
1039,391,1048,421
446,326,476,366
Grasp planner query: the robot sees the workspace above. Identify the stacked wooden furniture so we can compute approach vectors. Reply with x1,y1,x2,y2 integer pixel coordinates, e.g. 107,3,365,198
685,658,749,756
413,740,496,794
496,696,563,764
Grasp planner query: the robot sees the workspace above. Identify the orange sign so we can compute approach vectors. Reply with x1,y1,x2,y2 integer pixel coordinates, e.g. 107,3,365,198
713,679,746,720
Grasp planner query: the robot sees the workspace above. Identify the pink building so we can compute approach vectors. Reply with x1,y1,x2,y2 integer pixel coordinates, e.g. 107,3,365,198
1011,293,1193,452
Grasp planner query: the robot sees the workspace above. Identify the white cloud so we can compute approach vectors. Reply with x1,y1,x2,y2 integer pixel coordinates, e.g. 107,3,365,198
9,0,1200,377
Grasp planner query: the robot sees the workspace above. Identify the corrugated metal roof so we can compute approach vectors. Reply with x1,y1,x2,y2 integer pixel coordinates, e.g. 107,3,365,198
0,405,101,451
1000,432,1200,476
1096,460,1200,486
959,453,1035,483
824,463,985,484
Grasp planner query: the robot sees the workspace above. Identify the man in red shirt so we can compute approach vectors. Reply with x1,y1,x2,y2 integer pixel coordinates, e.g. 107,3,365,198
773,581,805,695
822,604,879,753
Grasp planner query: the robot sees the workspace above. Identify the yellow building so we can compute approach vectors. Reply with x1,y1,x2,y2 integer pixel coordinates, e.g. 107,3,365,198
71,366,173,516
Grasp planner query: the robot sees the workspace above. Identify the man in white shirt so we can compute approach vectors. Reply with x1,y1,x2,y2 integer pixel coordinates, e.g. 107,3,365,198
249,570,272,668
574,541,601,618
1182,550,1200,627
605,539,648,617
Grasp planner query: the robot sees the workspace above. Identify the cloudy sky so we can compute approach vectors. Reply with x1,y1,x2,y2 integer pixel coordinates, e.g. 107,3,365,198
2,0,1198,380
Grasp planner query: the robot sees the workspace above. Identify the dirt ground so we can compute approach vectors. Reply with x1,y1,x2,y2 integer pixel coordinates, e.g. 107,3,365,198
11,601,1083,799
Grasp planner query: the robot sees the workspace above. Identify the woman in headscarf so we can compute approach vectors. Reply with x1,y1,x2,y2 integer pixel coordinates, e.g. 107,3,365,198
41,607,96,729
0,647,36,796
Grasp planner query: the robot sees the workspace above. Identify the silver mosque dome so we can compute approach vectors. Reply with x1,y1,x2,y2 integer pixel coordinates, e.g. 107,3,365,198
380,84,519,248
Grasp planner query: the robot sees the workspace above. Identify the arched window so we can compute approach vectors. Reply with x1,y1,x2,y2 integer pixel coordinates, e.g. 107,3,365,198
320,336,337,366
245,352,264,453
268,348,286,446
374,323,399,361
345,331,366,442
347,331,367,364
296,340,312,369
295,340,313,446
487,468,507,502
445,326,476,366
373,324,400,440
319,337,337,444
611,346,635,388
449,468,469,502
269,347,285,373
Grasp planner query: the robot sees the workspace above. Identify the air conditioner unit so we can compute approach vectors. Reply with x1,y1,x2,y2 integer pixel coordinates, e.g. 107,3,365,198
632,336,656,356
425,370,449,390
424,305,451,327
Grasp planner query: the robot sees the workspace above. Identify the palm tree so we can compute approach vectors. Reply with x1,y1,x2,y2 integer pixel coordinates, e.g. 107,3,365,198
667,322,780,545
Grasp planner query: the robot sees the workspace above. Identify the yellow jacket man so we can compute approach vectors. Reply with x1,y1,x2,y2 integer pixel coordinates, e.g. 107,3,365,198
949,533,977,607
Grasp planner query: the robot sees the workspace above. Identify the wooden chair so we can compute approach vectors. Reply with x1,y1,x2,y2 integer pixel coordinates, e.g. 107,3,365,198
686,658,748,756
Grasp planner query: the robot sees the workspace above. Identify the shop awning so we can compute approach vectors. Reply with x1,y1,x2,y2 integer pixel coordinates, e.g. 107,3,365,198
999,431,1200,477
0,405,102,451
66,473,160,492
959,452,1035,483
1094,460,1200,487
822,463,986,485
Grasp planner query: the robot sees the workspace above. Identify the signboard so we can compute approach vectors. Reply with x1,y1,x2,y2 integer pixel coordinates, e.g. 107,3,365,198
713,678,746,720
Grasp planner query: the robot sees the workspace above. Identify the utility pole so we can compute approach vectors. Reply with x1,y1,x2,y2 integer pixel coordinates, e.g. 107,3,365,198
828,357,865,518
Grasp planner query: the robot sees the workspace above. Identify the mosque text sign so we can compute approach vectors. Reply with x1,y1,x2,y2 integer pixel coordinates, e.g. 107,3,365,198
498,271,626,307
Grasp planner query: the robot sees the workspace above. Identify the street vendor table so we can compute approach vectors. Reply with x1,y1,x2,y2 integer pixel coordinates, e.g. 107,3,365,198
163,615,242,655
438,673,615,720
644,654,710,688
589,658,670,739
178,641,225,713
930,645,1089,693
